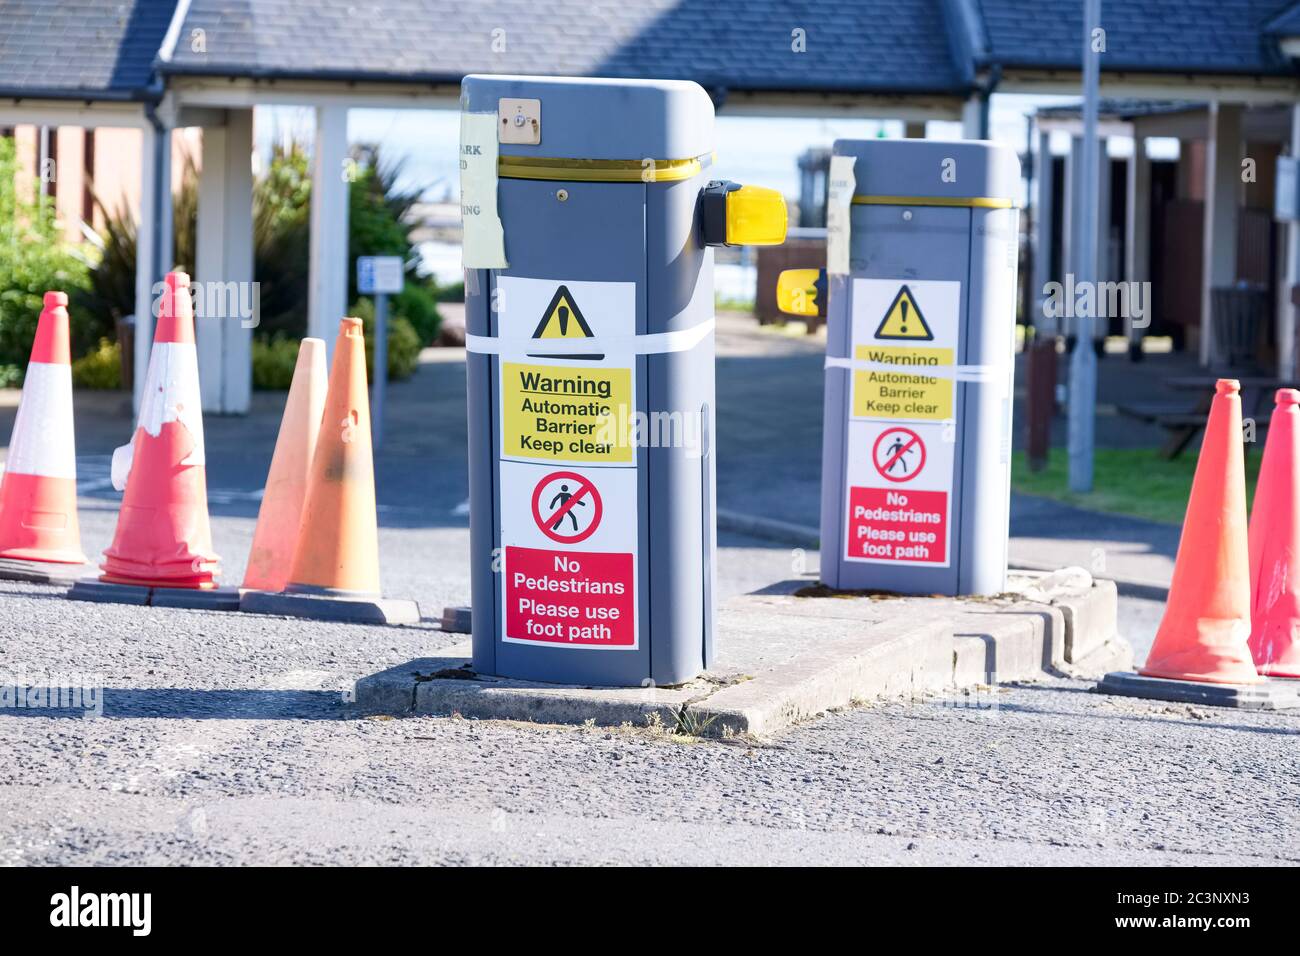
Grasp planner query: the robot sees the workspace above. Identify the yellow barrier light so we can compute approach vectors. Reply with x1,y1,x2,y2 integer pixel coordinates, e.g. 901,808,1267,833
776,268,825,317
725,185,787,246
701,181,788,247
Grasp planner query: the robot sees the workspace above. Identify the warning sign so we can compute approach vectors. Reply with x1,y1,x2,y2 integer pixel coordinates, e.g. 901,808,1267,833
532,470,601,543
504,546,635,647
846,487,948,563
872,427,926,482
844,279,960,568
851,345,954,420
502,362,633,462
533,285,595,339
498,277,637,466
500,457,637,649
497,278,638,648
874,285,933,340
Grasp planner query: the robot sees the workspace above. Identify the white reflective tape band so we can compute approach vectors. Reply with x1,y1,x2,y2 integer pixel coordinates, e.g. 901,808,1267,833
465,318,715,357
5,361,76,479
110,442,133,492
137,341,206,467
824,355,1002,383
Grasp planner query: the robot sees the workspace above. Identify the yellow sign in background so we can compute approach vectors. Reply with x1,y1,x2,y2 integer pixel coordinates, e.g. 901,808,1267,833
852,345,954,420
502,362,634,463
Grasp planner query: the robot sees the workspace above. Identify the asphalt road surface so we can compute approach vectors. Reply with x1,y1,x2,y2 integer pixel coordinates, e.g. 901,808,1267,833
0,320,1293,865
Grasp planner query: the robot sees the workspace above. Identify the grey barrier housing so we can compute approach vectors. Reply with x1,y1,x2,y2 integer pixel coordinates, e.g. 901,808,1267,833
462,75,746,687
818,139,1021,596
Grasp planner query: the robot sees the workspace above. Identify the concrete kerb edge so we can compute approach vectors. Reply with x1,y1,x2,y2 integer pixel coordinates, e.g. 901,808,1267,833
350,575,1127,739
685,618,954,738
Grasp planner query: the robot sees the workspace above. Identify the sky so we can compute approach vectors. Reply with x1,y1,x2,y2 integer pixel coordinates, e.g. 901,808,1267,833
252,92,1182,283
254,92,1177,205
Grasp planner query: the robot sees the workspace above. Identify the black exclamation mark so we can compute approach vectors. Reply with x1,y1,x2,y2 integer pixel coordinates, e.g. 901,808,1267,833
558,305,570,335
899,298,909,335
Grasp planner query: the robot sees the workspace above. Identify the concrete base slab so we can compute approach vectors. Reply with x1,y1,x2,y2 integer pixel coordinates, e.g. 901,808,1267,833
354,572,1127,737
0,557,92,586
1097,671,1300,710
241,589,421,626
1007,567,1118,664
67,579,151,606
441,605,471,633
151,586,241,612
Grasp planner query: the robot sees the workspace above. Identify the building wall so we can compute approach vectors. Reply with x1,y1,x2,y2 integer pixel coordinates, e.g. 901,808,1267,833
4,125,200,244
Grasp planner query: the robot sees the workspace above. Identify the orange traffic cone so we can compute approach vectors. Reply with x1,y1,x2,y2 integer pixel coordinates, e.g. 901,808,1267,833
242,337,327,592
241,318,418,624
288,317,380,594
1247,388,1300,677
1139,379,1261,685
0,291,86,567
100,271,220,589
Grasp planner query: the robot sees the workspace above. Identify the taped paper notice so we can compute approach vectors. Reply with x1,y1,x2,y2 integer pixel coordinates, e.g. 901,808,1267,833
826,154,856,276
459,111,508,269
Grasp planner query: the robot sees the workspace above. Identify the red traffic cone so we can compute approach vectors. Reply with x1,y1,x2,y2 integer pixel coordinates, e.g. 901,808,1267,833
1140,379,1261,684
0,291,86,565
1247,388,1300,677
100,272,219,588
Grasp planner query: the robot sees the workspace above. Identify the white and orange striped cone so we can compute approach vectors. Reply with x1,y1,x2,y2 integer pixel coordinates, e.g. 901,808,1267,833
0,291,87,581
95,272,228,605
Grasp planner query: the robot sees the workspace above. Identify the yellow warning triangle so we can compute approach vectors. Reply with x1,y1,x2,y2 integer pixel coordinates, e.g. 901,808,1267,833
533,285,595,339
874,285,934,340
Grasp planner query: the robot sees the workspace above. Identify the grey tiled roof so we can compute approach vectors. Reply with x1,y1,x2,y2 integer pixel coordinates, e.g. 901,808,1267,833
971,0,1299,76
1034,99,1198,120
159,0,970,94
0,0,179,100
1265,2,1300,35
2,1,1299,104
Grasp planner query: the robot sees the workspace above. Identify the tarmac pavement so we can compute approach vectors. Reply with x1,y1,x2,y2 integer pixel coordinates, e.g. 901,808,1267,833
0,315,1293,865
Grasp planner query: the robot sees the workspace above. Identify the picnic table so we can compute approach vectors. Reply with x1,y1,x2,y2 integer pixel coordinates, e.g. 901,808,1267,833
1117,375,1284,459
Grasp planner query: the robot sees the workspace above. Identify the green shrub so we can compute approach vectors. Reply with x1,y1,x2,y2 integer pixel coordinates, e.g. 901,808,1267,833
71,339,122,389
433,279,465,303
350,299,421,382
392,283,442,346
252,337,301,390
0,138,94,375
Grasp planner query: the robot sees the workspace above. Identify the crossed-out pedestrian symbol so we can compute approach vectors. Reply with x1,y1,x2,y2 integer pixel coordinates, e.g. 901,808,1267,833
871,426,926,483
531,470,603,544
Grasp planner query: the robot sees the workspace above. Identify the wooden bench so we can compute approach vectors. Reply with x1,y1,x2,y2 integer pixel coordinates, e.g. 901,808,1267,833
1117,402,1271,459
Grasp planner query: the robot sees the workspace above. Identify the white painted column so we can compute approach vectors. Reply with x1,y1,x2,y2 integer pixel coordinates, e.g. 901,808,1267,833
308,105,350,362
1281,103,1300,380
960,97,983,139
1063,134,1084,340
133,119,172,412
1200,102,1243,366
1033,129,1056,334
196,108,254,414
1092,139,1111,343
1125,135,1152,350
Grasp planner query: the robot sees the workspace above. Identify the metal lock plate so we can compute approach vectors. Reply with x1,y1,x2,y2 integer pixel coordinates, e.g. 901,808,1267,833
498,98,541,145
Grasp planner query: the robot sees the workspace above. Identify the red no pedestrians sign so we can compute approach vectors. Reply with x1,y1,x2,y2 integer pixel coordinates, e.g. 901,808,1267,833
531,471,603,544
872,427,926,483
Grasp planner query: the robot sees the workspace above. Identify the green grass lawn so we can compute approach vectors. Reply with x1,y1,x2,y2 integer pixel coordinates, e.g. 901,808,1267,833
1011,447,1262,526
